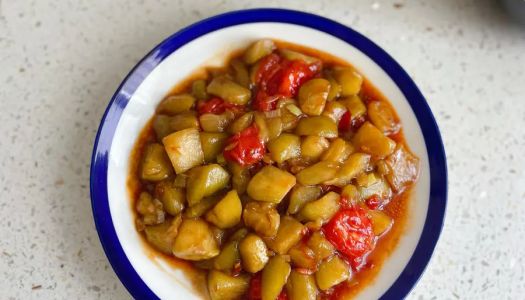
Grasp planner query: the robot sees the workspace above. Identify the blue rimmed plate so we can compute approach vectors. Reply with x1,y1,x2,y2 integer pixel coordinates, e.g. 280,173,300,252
90,8,447,300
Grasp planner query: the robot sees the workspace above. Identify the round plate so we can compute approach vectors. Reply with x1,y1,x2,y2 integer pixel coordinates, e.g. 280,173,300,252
90,8,447,300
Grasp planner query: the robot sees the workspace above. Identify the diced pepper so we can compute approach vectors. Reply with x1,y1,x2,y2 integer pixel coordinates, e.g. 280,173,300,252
186,164,230,206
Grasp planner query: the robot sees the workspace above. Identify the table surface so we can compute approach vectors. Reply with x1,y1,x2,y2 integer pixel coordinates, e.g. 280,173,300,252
1,0,524,299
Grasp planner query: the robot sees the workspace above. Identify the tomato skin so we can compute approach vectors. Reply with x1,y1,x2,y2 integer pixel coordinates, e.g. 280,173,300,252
253,54,320,111
266,60,318,98
338,111,351,132
223,125,266,166
197,97,244,115
322,206,374,270
255,53,282,85
247,274,262,300
253,89,280,111
365,195,382,210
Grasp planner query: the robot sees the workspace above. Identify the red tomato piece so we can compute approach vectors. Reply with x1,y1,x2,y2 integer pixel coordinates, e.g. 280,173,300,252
247,274,262,300
323,206,374,270
266,60,319,98
253,54,320,111
254,53,282,86
365,195,382,210
338,111,351,132
253,89,280,112
223,125,265,166
197,97,244,115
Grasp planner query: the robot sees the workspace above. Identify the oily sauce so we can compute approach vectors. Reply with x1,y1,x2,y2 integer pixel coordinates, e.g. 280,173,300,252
127,41,416,299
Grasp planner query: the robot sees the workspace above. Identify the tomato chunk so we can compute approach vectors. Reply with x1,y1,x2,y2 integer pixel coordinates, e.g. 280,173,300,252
323,206,374,269
197,97,244,115
365,195,382,210
247,274,262,300
253,53,320,111
266,60,318,98
223,124,265,166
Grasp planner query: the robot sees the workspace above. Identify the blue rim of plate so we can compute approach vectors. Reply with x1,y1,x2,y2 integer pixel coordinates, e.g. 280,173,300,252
90,8,447,300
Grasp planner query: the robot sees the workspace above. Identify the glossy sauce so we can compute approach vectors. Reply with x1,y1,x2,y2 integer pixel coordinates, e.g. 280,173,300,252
127,41,415,299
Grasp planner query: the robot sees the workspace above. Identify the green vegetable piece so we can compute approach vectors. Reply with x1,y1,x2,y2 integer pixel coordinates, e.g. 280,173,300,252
267,216,305,254
200,111,235,133
183,195,221,218
200,132,228,163
322,100,347,124
288,244,316,270
261,255,291,300
230,58,250,88
153,115,173,140
243,39,276,64
307,231,335,261
368,210,393,236
341,184,359,202
321,138,354,163
352,122,396,158
266,117,283,141
267,133,301,164
286,271,318,300
246,166,296,203
169,111,199,131
144,215,182,255
298,78,330,116
298,192,340,223
357,175,392,201
154,180,185,216
162,128,204,174
340,95,367,119
315,256,350,290
157,94,196,115
333,67,363,96
295,116,338,138
228,162,251,195
243,201,280,237
208,270,249,300
186,164,230,206
228,112,254,134
368,101,400,134
301,136,330,162
205,190,242,229
279,49,320,65
207,76,251,105
324,153,371,186
213,240,241,271
172,218,219,261
140,143,174,181
326,74,342,101
192,79,209,100
296,161,340,186
287,185,322,215
239,233,269,273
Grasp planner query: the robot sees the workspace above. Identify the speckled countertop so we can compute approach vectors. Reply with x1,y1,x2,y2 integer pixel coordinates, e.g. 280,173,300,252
1,1,524,299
